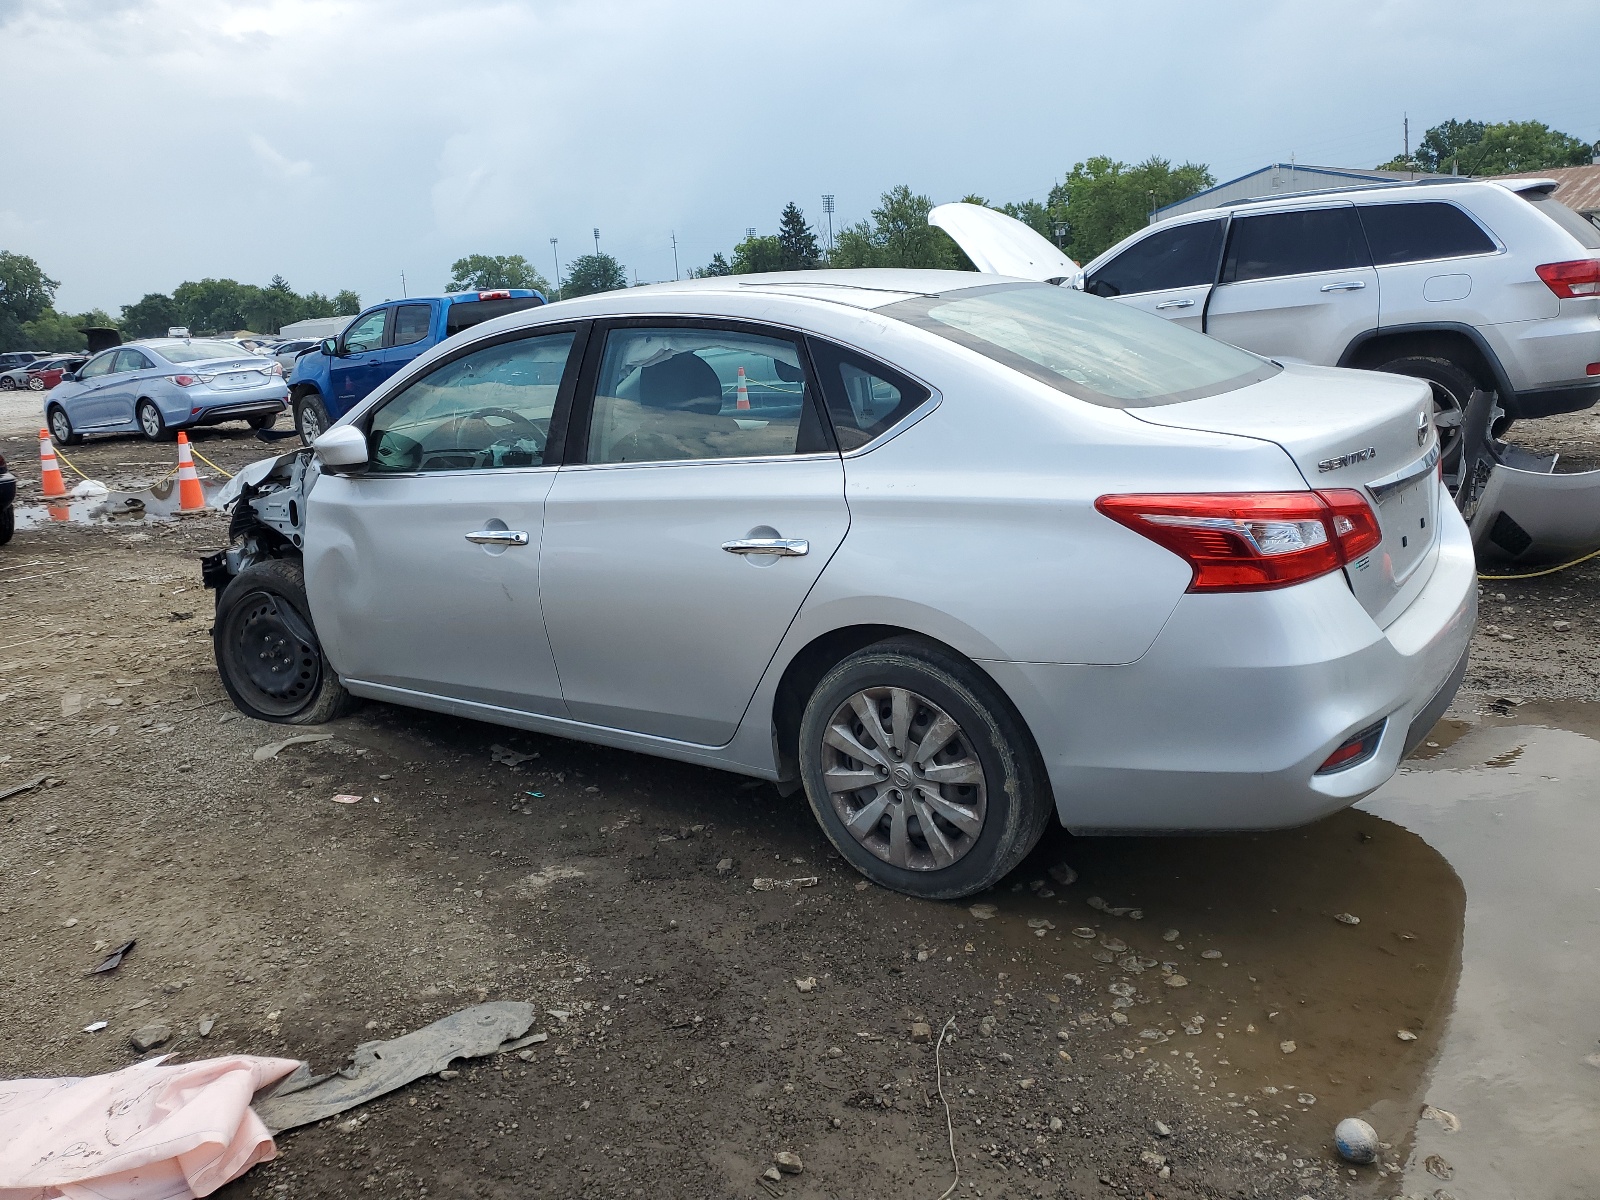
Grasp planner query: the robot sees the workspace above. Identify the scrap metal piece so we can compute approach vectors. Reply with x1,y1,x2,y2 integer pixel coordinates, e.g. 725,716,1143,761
1469,461,1600,566
253,1001,536,1134
0,775,49,802
90,939,136,974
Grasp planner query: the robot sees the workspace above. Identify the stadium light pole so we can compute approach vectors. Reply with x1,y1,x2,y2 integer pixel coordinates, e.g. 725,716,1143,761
549,238,562,290
593,227,601,256
821,194,835,256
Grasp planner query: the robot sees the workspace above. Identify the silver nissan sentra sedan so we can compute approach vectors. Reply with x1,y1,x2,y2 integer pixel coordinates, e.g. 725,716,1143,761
203,268,1475,898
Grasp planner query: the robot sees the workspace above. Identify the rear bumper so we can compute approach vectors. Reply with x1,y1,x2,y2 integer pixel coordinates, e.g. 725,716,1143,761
185,393,291,427
1508,380,1600,420
982,487,1477,833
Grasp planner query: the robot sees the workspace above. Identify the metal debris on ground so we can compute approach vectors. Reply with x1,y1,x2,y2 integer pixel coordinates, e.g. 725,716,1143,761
254,1001,537,1134
90,939,135,974
251,732,333,762
490,744,538,767
0,774,49,802
751,876,818,891
330,794,361,805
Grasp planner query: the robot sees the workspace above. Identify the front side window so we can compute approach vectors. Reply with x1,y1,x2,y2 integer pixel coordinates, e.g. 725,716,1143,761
585,327,822,464
1358,202,1497,264
365,332,575,474
391,304,432,347
343,310,388,354
77,351,117,380
1221,206,1370,283
885,282,1277,408
1085,219,1226,297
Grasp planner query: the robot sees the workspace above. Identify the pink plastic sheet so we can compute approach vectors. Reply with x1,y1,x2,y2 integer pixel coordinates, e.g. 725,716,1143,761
0,1055,302,1200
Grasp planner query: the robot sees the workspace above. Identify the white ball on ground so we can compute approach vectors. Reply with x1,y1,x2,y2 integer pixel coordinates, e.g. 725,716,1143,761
1334,1117,1378,1164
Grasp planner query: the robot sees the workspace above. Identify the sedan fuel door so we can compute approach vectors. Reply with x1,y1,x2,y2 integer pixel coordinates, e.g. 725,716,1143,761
1080,218,1226,331
302,326,582,717
1204,203,1379,363
539,322,849,745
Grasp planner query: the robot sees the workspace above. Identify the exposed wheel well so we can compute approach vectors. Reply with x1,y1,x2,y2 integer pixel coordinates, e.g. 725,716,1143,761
1343,329,1501,392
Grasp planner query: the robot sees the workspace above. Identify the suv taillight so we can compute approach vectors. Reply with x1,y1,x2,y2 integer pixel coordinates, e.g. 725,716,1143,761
1095,490,1382,593
1535,259,1600,298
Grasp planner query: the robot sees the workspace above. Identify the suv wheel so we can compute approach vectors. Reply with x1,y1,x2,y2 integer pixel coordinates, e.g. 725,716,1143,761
214,558,354,724
798,638,1053,899
47,405,82,447
1373,356,1480,473
295,394,331,443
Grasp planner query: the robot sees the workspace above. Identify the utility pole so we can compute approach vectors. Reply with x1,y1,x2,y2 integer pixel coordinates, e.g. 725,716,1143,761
671,231,680,281
593,227,600,256
400,269,407,298
1404,113,1409,160
549,238,562,290
822,194,835,256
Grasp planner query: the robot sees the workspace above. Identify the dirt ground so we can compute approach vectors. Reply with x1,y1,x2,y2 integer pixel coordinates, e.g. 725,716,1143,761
2,409,1598,1200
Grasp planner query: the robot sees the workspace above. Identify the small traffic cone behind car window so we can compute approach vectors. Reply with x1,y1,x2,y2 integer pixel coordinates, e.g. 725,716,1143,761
736,366,751,410
39,429,68,498
176,432,207,511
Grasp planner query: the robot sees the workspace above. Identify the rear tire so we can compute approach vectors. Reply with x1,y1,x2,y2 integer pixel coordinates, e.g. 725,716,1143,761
0,503,13,546
214,557,354,725
47,405,82,447
1372,355,1483,473
798,638,1054,900
136,399,172,442
27,376,44,391
0,376,14,391
295,393,331,444
249,413,278,431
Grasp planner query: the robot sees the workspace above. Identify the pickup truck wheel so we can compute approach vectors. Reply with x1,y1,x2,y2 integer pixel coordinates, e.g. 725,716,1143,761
214,558,354,724
1373,356,1479,474
295,394,330,444
798,638,1054,900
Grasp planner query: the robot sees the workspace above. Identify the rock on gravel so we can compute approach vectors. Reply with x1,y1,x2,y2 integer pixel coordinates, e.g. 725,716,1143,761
130,1022,172,1053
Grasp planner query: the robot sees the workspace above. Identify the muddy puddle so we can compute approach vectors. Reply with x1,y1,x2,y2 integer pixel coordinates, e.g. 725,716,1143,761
15,478,223,528
939,705,1600,1196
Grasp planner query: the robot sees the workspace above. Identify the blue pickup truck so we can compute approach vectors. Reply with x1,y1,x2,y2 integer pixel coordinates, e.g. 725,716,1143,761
287,289,545,440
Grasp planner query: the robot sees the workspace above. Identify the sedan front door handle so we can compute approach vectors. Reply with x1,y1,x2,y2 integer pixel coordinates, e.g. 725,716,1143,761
1154,298,1195,310
1320,281,1367,292
722,538,809,557
465,529,530,546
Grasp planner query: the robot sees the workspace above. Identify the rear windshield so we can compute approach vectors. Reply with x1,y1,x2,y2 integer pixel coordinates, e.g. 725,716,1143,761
156,341,256,363
446,295,546,336
1524,191,1600,250
884,283,1277,408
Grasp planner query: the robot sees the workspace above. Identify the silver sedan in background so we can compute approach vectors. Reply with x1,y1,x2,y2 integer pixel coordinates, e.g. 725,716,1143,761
45,338,289,443
204,269,1475,898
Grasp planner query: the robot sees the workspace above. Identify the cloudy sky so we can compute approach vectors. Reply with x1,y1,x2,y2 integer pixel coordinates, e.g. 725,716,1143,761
3,0,1597,314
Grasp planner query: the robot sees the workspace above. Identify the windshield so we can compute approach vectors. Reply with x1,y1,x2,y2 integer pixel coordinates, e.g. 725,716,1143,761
153,340,258,364
884,282,1278,408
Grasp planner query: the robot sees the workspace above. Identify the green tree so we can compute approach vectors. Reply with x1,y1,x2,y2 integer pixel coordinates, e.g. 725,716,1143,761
1000,199,1057,241
777,202,822,269
301,291,337,319
690,252,732,278
731,234,786,274
446,253,551,294
173,278,255,334
828,185,970,270
1046,156,1214,263
120,293,180,338
559,252,627,298
334,290,362,316
0,251,59,349
20,307,118,352
245,275,303,334
1380,118,1594,175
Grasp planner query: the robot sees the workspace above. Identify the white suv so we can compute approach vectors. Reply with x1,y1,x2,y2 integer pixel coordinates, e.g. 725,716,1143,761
1075,178,1600,461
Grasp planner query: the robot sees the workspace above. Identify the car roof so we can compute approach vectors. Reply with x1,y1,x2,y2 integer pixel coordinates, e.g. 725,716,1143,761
541,269,1004,316
1147,176,1544,227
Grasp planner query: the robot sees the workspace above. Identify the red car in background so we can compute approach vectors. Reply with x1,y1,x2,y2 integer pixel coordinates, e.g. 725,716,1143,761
25,356,87,391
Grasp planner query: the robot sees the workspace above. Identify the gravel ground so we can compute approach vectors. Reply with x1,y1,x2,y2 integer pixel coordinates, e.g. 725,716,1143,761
2,416,1597,1199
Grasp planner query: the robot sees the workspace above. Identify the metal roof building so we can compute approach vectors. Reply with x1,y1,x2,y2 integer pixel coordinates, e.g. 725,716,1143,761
1151,162,1458,223
1490,164,1600,220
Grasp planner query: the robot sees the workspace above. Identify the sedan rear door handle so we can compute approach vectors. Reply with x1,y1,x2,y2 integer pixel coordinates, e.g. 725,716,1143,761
1154,298,1195,310
465,529,529,546
1320,281,1367,292
722,538,809,557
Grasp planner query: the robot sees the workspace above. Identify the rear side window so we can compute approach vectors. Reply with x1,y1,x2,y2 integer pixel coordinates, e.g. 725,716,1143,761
114,349,154,372
1523,191,1600,250
1085,219,1226,297
806,338,930,451
391,304,432,347
885,282,1277,409
445,295,546,337
1221,207,1370,283
1358,202,1496,264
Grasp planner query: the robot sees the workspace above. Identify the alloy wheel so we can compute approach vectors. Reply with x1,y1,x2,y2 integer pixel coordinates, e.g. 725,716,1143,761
1425,380,1465,469
48,409,71,444
299,404,323,442
139,403,163,439
821,686,988,871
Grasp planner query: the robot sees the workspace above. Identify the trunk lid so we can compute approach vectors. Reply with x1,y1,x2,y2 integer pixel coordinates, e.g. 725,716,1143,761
928,203,1080,282
1133,363,1441,626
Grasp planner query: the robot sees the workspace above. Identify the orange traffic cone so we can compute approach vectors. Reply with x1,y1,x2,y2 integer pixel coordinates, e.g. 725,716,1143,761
175,432,207,511
39,429,68,498
735,366,751,411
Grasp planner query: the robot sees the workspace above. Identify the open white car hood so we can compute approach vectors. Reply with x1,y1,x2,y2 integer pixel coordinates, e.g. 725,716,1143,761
928,202,1079,283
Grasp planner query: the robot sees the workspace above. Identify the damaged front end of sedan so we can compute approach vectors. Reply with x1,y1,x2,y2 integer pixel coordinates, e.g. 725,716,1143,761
199,447,317,594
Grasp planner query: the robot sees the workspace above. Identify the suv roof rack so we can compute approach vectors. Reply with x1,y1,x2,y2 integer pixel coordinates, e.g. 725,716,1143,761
1218,176,1475,211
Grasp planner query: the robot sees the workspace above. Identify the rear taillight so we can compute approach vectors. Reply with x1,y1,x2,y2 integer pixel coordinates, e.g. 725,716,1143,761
1095,489,1383,593
1535,259,1600,298
1316,719,1386,774
169,374,199,387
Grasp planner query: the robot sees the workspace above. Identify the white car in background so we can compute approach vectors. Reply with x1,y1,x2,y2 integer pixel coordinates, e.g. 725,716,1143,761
205,268,1474,898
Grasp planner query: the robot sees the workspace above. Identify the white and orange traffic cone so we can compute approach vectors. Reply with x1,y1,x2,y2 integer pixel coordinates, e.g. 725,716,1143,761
39,429,68,498
175,432,207,511
735,366,751,411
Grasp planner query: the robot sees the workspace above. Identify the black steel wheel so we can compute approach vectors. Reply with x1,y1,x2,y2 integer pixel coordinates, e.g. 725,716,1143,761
214,558,353,724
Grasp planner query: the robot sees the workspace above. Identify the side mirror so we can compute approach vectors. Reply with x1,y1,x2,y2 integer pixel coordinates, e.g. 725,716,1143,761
310,424,369,471
62,372,79,382
320,338,339,357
